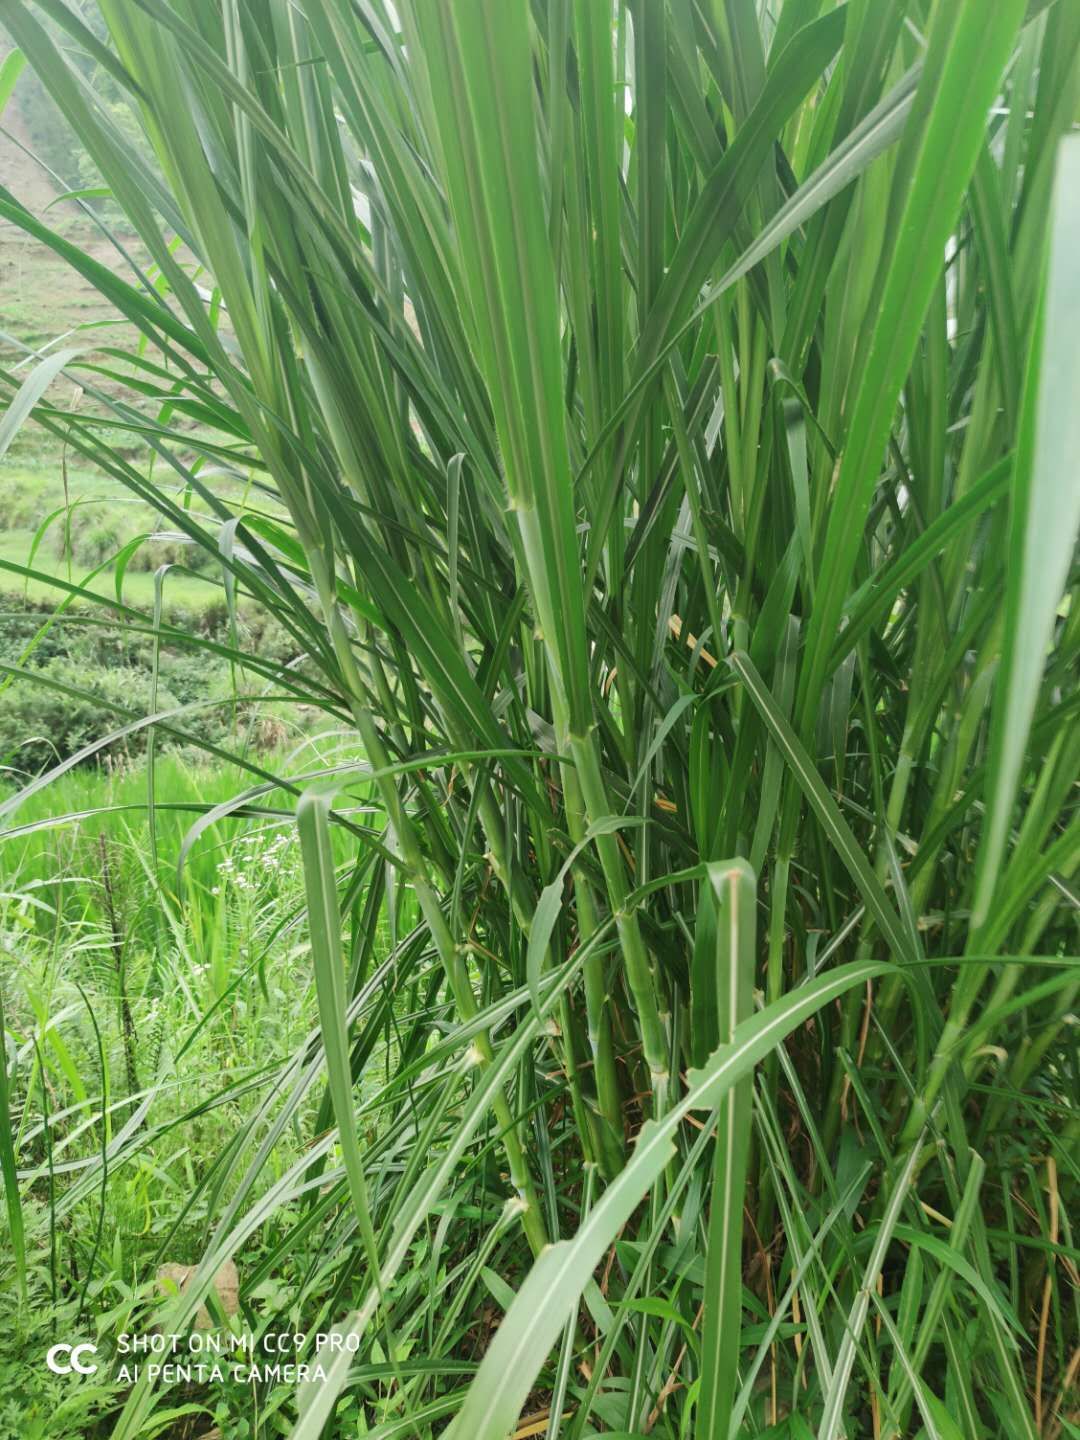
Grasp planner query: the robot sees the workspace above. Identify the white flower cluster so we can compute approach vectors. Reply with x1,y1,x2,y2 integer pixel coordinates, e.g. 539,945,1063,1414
210,830,294,896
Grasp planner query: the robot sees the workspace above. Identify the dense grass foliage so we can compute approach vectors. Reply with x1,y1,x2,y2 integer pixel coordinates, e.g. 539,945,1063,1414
1,2,1078,1438
0,754,376,1439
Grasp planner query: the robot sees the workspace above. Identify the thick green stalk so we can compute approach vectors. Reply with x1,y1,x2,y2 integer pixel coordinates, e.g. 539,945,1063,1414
569,731,671,1109
697,860,756,1440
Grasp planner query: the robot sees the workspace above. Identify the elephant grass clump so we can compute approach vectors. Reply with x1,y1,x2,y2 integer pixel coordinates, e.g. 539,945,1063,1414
0,2,1078,1438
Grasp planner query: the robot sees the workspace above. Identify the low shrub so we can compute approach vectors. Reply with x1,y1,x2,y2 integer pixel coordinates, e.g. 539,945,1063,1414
0,658,180,776
0,593,303,775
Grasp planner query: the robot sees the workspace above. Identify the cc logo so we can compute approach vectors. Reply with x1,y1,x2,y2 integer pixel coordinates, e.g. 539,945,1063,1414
46,1342,98,1375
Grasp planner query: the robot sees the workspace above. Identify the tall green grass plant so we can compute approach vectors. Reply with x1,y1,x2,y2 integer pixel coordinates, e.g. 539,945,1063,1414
1,2,1078,1437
